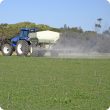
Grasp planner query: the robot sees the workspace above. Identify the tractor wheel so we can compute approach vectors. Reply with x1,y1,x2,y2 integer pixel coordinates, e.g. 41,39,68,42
16,40,29,56
50,50,59,57
30,43,38,57
1,44,13,56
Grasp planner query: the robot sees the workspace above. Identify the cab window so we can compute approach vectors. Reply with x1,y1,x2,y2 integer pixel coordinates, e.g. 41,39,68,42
19,31,28,38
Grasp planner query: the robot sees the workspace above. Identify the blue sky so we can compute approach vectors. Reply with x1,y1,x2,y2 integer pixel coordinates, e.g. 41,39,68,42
0,0,110,32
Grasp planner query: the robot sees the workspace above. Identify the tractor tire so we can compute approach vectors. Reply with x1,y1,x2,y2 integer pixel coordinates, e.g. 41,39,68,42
51,50,59,57
1,44,13,56
30,43,38,57
16,40,29,56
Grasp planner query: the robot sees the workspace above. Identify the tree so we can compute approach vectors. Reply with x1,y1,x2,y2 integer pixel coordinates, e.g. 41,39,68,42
103,27,110,36
95,18,103,33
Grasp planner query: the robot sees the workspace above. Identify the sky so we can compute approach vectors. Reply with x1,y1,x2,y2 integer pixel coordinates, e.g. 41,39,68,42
0,0,110,32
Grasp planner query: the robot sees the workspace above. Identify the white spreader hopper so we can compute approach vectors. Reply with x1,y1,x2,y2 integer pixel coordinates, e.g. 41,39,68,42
29,30,60,43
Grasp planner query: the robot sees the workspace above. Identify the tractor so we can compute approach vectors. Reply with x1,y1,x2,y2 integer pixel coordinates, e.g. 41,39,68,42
1,28,60,57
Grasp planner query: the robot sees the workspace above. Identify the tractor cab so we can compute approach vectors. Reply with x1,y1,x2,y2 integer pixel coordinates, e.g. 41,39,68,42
11,28,39,48
19,28,39,40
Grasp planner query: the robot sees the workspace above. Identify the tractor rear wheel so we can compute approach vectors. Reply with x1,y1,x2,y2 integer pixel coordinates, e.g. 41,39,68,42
1,44,13,56
30,43,38,57
16,40,29,56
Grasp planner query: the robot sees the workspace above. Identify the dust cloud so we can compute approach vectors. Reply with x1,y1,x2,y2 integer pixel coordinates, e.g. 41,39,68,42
50,31,110,59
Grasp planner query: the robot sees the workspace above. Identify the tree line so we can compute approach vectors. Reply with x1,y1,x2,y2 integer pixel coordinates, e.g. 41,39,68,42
0,21,110,53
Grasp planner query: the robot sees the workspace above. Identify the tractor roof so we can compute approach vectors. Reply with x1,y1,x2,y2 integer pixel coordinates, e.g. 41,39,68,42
20,28,39,31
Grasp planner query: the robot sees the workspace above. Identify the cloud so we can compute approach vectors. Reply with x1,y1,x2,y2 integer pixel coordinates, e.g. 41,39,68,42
107,0,110,4
0,0,3,4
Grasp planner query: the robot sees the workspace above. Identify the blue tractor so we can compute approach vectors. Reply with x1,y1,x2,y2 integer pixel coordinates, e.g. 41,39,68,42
1,28,39,56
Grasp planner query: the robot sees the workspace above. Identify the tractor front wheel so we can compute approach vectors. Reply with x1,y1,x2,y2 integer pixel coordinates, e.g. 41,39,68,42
1,44,13,56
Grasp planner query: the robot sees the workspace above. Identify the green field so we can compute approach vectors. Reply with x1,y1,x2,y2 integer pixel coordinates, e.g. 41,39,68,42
0,55,110,110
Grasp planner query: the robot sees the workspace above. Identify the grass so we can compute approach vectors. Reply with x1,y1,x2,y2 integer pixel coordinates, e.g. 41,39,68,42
0,55,110,110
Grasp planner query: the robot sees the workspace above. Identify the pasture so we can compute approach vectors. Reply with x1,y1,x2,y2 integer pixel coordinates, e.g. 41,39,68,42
0,55,110,110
